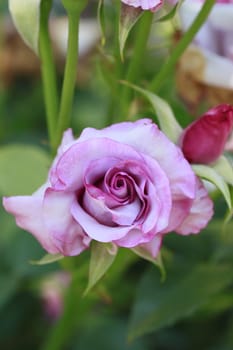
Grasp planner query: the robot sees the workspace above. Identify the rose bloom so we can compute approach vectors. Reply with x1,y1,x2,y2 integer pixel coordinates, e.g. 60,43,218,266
121,0,163,11
3,119,213,258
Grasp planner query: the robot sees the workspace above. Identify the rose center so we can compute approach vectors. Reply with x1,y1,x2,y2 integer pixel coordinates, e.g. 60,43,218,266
105,170,136,204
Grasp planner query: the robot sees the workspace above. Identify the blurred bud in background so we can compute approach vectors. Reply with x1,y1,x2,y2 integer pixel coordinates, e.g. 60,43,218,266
175,0,233,111
39,272,71,322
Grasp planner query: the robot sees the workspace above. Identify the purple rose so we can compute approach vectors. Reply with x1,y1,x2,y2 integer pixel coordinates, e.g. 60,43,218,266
3,119,213,258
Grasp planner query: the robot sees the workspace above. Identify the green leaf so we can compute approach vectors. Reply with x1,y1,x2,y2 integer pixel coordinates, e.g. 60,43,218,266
30,253,64,265
128,262,233,340
72,315,146,350
119,4,143,61
212,155,233,186
9,0,41,53
192,164,232,210
121,81,182,143
0,144,50,195
132,248,166,282
84,241,118,295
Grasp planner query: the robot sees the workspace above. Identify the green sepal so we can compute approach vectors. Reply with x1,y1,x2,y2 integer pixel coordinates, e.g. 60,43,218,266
30,253,64,265
121,81,183,143
119,4,143,61
156,1,184,22
98,0,106,46
212,155,233,186
192,164,232,210
132,247,166,282
84,241,118,295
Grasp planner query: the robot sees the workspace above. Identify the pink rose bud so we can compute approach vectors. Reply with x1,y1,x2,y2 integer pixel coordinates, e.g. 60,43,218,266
180,104,233,164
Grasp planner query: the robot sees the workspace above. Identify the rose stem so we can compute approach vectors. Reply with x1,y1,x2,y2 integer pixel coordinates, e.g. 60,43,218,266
55,0,88,150
39,0,59,153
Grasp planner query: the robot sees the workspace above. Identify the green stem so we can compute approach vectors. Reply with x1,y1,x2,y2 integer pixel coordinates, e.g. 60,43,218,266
149,0,216,93
119,11,153,119
106,0,122,125
39,0,58,152
55,12,80,149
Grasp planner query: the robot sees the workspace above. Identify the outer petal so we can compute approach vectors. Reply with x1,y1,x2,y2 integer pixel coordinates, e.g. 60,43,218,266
51,138,144,191
56,128,75,155
161,198,193,234
3,182,91,256
43,189,91,256
114,228,155,248
175,178,214,235
49,129,75,178
134,234,163,258
2,184,58,254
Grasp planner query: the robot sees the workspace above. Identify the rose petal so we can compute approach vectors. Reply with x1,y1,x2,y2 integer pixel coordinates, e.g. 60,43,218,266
71,201,135,242
83,157,172,239
134,234,163,258
114,228,154,248
72,120,195,238
161,198,193,234
83,189,141,226
43,189,90,256
78,119,196,201
51,138,144,191
175,178,214,235
140,154,171,233
2,185,57,254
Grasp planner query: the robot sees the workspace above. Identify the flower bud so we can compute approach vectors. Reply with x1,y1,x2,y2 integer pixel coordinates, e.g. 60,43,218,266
9,0,42,53
180,104,233,164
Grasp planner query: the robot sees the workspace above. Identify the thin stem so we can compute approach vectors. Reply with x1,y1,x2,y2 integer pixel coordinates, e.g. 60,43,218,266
55,12,80,149
39,0,58,152
106,0,122,125
119,11,153,118
149,0,216,93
